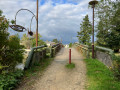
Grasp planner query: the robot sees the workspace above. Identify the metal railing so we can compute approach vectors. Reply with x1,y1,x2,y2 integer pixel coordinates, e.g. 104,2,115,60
25,45,46,69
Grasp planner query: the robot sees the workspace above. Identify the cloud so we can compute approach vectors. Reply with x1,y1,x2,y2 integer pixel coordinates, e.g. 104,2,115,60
0,0,92,44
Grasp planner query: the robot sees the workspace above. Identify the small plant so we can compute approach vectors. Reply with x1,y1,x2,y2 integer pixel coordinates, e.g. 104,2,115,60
65,63,75,69
112,55,120,80
69,43,72,48
0,70,23,90
24,58,54,78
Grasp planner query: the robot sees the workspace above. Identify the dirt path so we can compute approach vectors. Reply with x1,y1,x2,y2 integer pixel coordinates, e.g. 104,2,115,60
18,48,86,90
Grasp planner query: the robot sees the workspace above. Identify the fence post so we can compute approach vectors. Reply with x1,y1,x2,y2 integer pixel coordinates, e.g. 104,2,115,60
69,49,71,64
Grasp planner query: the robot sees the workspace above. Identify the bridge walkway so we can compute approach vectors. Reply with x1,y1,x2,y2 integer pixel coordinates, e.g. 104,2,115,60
33,48,86,90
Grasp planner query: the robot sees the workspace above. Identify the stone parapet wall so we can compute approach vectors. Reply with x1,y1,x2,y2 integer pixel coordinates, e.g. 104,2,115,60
25,45,46,69
25,44,62,69
95,51,113,68
50,43,62,57
73,43,114,68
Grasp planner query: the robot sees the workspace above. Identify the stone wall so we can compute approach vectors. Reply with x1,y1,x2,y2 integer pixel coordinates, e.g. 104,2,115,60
95,51,113,68
50,44,62,57
73,43,114,68
31,51,43,65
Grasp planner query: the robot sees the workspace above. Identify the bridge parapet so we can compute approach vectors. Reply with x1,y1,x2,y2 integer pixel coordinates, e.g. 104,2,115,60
25,45,47,69
50,43,62,57
73,43,90,58
95,46,114,68
74,43,114,68
24,43,62,69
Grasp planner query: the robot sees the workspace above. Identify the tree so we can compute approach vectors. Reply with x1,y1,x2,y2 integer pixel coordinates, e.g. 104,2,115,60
77,15,92,45
1,34,24,72
0,10,24,73
21,34,31,49
0,10,9,50
21,33,45,48
31,33,45,47
52,39,59,43
0,10,9,71
96,0,120,51
107,1,120,51
95,0,113,47
7,35,24,69
0,10,3,16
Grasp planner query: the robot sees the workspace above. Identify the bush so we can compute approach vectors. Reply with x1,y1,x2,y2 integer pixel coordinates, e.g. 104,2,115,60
69,43,72,47
0,70,23,90
0,35,24,73
0,11,24,73
112,55,120,80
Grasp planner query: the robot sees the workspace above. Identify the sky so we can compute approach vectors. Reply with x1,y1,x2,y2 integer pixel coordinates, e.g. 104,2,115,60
0,0,93,44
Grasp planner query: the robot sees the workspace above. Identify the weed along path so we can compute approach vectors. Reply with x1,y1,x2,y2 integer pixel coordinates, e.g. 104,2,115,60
18,48,86,90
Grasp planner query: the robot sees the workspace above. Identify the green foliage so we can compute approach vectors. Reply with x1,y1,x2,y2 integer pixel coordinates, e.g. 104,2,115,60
31,33,46,47
0,35,24,72
69,43,72,47
96,0,120,50
0,10,24,73
9,35,24,62
85,58,120,90
0,70,23,90
21,34,31,49
11,20,15,24
65,63,75,69
24,58,54,78
112,55,120,80
77,15,92,45
52,38,59,43
0,11,10,73
9,34,21,49
0,12,9,73
0,10,3,16
21,33,46,48
0,12,9,50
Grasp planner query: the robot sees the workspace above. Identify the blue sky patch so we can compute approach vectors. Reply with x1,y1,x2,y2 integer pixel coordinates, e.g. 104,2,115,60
40,0,45,5
40,0,78,6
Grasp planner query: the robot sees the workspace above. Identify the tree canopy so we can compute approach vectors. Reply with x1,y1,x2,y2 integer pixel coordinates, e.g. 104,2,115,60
21,33,45,48
96,0,120,51
52,38,59,43
77,15,92,45
0,10,24,73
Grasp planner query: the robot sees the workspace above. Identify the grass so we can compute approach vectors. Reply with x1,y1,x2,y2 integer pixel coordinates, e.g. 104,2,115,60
24,57,54,77
85,58,120,90
115,53,120,57
65,63,75,69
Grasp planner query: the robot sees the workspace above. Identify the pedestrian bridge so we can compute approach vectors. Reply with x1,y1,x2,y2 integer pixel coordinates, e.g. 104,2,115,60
17,43,114,70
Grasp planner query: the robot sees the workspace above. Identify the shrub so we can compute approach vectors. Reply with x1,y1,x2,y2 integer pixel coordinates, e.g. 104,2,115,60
112,55,120,79
0,35,24,73
69,43,72,47
0,11,24,73
0,70,23,90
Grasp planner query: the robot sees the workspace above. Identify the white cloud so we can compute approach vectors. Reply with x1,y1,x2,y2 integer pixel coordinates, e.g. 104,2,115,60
0,0,92,44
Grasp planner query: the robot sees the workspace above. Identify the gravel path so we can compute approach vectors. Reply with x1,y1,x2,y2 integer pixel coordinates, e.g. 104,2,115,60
17,48,86,90
32,48,86,90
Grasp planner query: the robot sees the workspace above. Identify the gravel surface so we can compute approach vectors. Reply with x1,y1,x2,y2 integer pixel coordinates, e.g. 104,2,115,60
18,48,86,90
